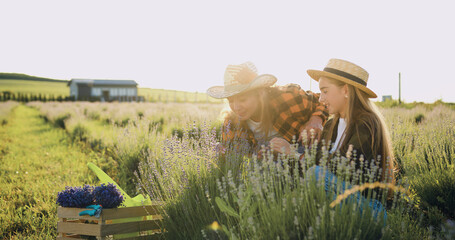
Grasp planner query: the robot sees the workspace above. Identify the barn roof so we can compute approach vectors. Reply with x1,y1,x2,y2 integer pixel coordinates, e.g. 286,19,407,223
68,79,138,86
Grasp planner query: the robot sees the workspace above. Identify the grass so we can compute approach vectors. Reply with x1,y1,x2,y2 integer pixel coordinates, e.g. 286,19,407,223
388,105,455,220
26,101,225,195
2,101,455,239
375,99,455,110
27,101,225,139
0,101,19,125
0,79,69,96
0,105,102,239
135,124,435,239
0,78,223,103
139,88,223,103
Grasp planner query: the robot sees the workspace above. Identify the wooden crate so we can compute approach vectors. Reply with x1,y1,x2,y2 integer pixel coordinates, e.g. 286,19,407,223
57,205,164,240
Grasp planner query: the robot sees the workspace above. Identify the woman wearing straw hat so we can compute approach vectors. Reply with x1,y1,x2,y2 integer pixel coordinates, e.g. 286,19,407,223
306,58,395,183
207,62,328,155
303,59,397,221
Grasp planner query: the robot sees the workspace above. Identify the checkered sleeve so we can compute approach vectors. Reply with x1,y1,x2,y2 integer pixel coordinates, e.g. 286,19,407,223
271,84,329,141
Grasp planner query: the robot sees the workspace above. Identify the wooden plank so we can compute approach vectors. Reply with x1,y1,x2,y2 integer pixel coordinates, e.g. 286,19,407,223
150,215,164,220
57,221,101,236
64,234,83,238
57,207,100,221
56,234,84,239
115,233,164,240
66,219,88,223
101,219,161,235
99,218,106,240
57,237,84,240
101,205,161,220
58,217,67,238
58,205,162,220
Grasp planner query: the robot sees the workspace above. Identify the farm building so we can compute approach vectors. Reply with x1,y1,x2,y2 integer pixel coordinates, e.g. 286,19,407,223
382,95,392,102
68,79,141,102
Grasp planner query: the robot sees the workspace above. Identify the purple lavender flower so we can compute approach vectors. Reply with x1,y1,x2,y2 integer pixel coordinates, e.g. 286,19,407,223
56,185,94,208
93,183,124,208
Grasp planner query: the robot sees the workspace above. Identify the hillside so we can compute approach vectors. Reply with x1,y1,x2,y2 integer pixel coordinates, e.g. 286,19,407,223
0,73,67,82
0,76,222,103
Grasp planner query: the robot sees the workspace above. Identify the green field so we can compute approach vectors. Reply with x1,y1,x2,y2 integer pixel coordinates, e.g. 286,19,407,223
0,78,223,103
1,100,454,239
0,105,99,239
0,79,69,96
139,87,222,103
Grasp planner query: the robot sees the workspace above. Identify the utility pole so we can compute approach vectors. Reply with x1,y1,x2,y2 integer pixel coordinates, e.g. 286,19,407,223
398,72,402,104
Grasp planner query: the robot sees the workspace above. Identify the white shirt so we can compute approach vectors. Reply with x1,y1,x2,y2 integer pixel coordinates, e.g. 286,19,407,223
246,119,280,144
330,118,347,154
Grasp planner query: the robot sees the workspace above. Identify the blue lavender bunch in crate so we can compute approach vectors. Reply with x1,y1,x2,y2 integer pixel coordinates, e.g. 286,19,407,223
56,185,94,208
93,183,124,208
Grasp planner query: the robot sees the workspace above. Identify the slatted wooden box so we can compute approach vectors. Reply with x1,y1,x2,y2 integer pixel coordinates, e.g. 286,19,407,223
57,205,163,240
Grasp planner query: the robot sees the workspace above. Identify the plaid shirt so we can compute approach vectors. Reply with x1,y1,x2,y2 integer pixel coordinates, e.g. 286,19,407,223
222,84,329,149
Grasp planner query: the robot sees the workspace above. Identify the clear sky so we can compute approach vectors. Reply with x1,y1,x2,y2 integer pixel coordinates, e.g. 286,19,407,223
1,0,454,102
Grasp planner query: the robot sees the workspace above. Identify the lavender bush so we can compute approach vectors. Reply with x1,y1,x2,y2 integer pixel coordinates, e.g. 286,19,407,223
136,122,435,239
0,101,20,125
136,122,250,239
56,184,124,208
25,101,454,238
27,101,225,195
56,185,94,208
93,183,124,208
387,106,455,221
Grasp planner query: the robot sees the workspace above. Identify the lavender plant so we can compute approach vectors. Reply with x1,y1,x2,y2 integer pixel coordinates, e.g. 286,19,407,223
93,183,124,208
388,105,455,220
0,101,19,125
56,185,94,208
136,122,434,239
25,101,454,238
136,122,250,239
15,103,455,239
56,184,124,208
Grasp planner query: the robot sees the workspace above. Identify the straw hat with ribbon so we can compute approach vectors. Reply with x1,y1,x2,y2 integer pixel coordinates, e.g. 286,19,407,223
307,58,377,98
207,62,277,99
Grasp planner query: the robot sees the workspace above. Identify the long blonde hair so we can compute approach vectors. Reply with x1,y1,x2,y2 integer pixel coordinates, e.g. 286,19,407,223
323,78,396,184
222,87,276,139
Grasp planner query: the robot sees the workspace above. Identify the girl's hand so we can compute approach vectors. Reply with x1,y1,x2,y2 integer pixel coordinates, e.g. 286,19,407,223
298,116,323,144
269,137,292,155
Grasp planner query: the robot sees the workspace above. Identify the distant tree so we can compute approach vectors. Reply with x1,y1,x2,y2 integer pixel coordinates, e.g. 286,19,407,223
0,72,67,82
4,91,12,101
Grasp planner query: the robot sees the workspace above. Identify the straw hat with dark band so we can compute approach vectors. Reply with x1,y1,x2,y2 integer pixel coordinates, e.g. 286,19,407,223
207,62,277,99
307,58,377,98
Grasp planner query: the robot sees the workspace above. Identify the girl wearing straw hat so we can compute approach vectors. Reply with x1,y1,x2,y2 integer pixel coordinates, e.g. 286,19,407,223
304,59,397,221
207,62,328,155
306,58,395,183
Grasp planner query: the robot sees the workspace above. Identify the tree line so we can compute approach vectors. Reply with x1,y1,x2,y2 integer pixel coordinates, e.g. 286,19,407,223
0,73,67,82
0,91,74,102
